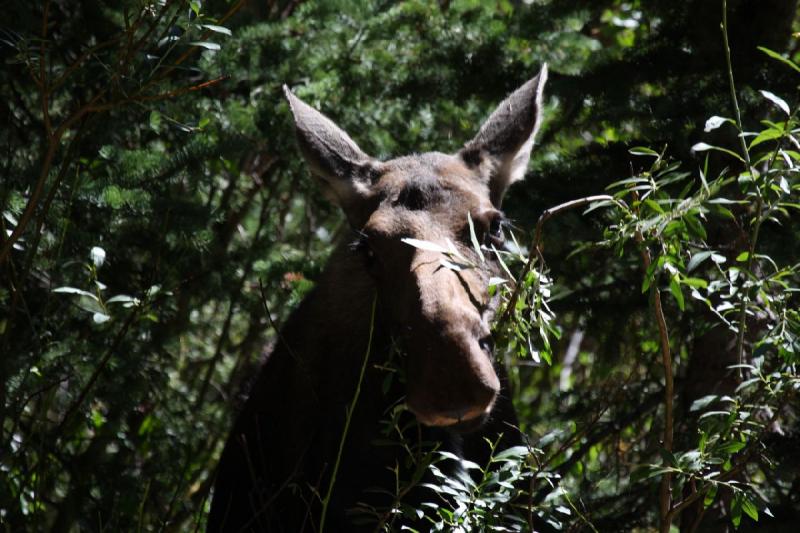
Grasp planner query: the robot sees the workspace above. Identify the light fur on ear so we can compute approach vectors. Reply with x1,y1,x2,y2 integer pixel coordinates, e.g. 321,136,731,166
284,86,375,210
461,65,548,207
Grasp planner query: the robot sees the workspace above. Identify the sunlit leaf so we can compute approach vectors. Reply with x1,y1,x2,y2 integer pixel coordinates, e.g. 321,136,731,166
53,287,99,301
741,494,758,522
190,41,221,51
669,275,685,310
93,312,111,324
201,24,233,36
759,90,790,116
704,116,732,132
90,246,106,268
401,238,448,254
688,251,714,272
731,494,743,528
628,146,659,156
691,143,745,163
757,46,800,73
467,212,485,263
704,484,718,508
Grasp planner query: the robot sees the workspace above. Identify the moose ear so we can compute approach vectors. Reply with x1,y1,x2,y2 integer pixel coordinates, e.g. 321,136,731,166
460,65,548,207
284,86,376,213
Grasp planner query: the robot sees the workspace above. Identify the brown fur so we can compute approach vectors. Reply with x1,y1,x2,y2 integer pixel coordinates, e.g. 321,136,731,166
209,68,547,532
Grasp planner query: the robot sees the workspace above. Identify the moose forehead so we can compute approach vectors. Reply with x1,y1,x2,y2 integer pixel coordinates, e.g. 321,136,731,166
365,152,492,234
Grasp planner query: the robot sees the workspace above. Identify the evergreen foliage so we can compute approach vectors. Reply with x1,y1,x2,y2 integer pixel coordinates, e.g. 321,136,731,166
1,0,798,530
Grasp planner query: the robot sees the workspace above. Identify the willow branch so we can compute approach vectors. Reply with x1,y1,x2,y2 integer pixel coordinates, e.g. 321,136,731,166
496,194,626,330
635,229,674,533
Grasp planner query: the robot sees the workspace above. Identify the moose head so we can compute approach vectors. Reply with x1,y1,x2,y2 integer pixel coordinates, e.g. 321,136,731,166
284,67,547,429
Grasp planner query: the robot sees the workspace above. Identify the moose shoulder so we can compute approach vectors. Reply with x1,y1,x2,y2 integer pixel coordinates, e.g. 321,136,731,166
209,67,548,532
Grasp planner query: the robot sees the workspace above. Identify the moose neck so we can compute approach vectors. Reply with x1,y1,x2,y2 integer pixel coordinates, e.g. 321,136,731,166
276,237,389,403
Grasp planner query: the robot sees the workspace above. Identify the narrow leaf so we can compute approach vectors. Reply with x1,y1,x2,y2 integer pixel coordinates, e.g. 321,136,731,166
688,251,714,272
401,238,448,254
704,484,718,508
757,46,800,73
731,493,743,528
190,41,221,51
741,494,758,522
201,24,232,36
669,275,685,311
704,116,732,132
106,294,137,304
467,212,485,263
691,143,745,163
759,90,790,116
53,287,100,301
93,312,111,324
628,146,659,157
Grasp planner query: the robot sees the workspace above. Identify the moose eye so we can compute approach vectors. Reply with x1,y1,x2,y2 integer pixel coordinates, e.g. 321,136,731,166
350,235,376,263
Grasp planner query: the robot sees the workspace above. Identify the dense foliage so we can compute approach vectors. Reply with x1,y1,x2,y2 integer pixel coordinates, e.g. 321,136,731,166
1,0,798,531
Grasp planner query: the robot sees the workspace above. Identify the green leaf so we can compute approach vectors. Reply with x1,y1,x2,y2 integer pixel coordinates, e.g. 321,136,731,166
690,142,714,152
467,212,485,263
401,238,448,254
106,294,137,305
749,127,783,150
628,146,659,157
717,441,746,455
641,258,659,293
93,312,111,324
53,287,99,301
735,251,750,262
680,277,708,289
149,110,162,132
704,116,732,132
684,213,707,239
688,251,714,272
90,246,106,267
440,258,465,271
643,198,664,214
757,46,800,73
759,90,790,116
669,275,685,311
190,41,221,51
690,394,718,412
699,410,732,420
201,24,233,36
741,494,758,522
631,465,674,482
691,143,745,163
704,484,718,508
731,493,743,528
492,445,530,461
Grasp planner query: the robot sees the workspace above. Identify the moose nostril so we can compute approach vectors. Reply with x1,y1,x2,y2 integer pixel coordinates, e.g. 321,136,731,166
479,335,494,354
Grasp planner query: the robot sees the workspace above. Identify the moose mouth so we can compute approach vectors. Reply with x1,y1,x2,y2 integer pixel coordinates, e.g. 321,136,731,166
441,412,490,434
411,402,495,433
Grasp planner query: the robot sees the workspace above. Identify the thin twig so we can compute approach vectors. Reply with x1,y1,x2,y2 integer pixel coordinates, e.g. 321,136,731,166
722,0,760,374
55,308,140,435
497,194,626,329
634,227,674,533
319,293,378,533
721,0,751,170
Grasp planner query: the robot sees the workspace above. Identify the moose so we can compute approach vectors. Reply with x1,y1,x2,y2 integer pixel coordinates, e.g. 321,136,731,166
209,66,548,532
